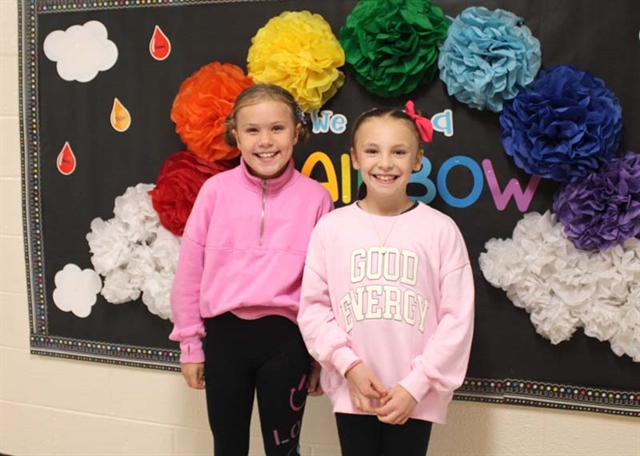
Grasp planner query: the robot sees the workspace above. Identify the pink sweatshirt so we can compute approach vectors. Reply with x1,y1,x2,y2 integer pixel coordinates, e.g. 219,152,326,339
298,203,474,424
170,159,333,363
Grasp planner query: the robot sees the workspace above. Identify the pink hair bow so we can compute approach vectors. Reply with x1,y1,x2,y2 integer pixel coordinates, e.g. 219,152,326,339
405,100,433,143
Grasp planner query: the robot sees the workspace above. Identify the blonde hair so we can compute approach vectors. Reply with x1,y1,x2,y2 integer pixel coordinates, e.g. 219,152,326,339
224,84,311,146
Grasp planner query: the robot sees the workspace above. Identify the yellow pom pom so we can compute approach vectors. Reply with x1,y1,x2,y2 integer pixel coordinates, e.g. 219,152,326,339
248,11,345,112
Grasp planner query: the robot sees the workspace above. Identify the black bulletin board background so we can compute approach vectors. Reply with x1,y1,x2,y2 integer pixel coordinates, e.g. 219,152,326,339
20,0,640,416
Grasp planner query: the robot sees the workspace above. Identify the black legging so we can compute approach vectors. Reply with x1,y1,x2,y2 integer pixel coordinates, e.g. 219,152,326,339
335,413,433,456
204,312,312,456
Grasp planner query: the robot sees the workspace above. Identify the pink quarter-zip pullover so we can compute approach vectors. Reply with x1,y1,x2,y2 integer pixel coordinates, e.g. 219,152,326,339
170,159,333,363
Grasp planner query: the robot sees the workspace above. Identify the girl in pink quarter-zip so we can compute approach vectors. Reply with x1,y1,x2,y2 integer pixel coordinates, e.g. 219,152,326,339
170,84,333,456
298,104,475,456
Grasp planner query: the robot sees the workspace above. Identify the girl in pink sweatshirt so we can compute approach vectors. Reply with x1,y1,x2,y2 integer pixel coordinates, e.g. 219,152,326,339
170,84,333,456
298,104,475,456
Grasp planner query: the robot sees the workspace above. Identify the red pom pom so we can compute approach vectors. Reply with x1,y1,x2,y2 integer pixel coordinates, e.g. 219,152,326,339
150,151,237,235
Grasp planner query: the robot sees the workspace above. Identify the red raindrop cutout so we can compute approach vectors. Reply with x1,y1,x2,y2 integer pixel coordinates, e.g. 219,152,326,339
149,25,171,61
56,141,76,175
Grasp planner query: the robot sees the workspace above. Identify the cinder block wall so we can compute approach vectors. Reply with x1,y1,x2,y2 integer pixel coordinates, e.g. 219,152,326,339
1,2,638,454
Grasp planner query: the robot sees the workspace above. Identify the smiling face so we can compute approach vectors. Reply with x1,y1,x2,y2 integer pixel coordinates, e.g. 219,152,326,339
351,116,423,210
232,99,301,179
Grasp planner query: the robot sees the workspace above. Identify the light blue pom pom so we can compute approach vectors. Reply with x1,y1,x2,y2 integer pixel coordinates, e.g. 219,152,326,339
438,6,541,112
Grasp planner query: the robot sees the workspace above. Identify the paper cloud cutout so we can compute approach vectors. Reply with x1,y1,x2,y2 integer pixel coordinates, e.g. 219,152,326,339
52,263,102,318
43,21,118,83
479,211,640,362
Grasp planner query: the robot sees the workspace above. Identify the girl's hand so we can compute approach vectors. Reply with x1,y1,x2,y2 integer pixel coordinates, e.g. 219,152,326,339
181,363,205,389
308,362,323,397
375,384,417,425
345,363,387,413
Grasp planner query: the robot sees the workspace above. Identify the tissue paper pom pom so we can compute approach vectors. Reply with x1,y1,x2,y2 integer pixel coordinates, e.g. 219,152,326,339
112,183,159,242
248,10,345,112
141,270,174,320
86,184,182,320
149,151,237,236
553,151,640,251
479,211,640,361
171,62,253,162
86,218,133,275
500,65,623,182
479,211,581,343
102,269,142,304
438,6,541,112
339,0,448,98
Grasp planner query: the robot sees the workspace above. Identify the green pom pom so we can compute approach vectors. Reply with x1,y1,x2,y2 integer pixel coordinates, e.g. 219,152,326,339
339,0,449,98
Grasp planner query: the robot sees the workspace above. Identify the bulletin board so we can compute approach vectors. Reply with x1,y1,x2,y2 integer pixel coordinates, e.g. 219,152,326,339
19,0,640,416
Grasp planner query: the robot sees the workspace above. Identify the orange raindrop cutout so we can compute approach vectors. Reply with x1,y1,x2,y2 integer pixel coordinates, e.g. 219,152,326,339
57,142,76,175
110,98,131,132
149,25,171,61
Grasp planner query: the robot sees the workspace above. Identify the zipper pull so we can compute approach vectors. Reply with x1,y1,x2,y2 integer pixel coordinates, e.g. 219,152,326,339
260,179,267,245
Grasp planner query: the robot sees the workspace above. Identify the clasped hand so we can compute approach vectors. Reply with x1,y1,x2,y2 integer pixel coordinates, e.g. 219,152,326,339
345,363,417,425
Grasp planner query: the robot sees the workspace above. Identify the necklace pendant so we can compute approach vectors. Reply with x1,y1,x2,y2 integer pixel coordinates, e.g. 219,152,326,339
379,247,387,255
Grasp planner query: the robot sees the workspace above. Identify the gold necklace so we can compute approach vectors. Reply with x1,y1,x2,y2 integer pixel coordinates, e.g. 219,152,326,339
361,201,405,255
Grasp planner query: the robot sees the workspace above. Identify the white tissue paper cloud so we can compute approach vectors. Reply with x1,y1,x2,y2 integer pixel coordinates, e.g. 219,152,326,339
52,264,102,318
86,183,181,321
43,21,118,83
479,210,640,362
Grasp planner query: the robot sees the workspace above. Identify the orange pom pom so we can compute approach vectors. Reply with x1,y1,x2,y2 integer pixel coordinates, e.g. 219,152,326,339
171,62,253,162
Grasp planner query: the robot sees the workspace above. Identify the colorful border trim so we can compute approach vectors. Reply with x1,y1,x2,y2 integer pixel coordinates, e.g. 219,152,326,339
19,0,640,417
35,0,277,14
20,0,45,339
30,350,181,371
30,335,180,369
456,378,640,417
